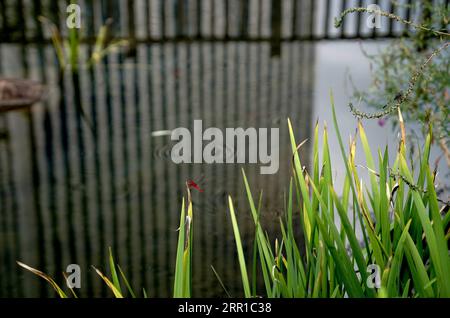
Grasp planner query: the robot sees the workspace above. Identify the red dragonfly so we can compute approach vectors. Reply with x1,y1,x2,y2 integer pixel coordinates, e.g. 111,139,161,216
187,175,206,193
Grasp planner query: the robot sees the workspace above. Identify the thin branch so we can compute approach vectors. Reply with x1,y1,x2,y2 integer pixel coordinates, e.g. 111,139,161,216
348,42,449,119
335,7,450,37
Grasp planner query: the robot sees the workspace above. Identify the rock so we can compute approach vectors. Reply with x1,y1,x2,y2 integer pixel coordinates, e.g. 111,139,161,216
0,78,46,112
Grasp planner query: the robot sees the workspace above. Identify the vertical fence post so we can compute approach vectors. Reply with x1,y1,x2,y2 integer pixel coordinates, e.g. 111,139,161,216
16,0,26,42
387,0,394,37
225,0,230,39
417,0,432,51
308,0,315,40
0,1,423,43
355,0,363,38
210,0,215,39
240,0,249,38
196,0,202,38
32,0,44,41
176,0,186,37
145,0,151,39
291,0,298,39
270,0,281,56
0,0,8,41
403,0,412,36
85,0,95,39
324,0,331,39
340,0,347,38
127,0,137,57
370,0,379,38
160,0,166,40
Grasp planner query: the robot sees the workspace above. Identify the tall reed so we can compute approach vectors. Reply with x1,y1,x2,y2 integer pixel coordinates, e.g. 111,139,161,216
17,97,449,298
228,94,449,297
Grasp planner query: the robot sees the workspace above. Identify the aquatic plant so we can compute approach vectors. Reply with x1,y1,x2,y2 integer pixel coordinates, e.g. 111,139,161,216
17,97,449,298
227,94,449,297
347,42,449,120
38,8,128,131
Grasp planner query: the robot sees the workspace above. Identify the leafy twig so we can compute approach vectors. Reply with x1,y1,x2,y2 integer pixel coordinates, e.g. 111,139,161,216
348,42,449,119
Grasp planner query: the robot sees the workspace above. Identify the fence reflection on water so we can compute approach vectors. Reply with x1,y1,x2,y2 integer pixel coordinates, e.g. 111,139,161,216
0,0,421,297
0,36,316,301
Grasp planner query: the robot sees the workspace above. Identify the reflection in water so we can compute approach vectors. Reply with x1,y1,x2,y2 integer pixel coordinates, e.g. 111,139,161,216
0,0,414,298
0,40,315,297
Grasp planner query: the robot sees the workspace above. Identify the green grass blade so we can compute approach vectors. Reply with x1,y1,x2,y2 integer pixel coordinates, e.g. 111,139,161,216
211,265,232,298
117,265,136,298
386,220,412,296
174,198,187,297
228,196,251,297
108,247,122,294
400,155,449,296
404,233,434,297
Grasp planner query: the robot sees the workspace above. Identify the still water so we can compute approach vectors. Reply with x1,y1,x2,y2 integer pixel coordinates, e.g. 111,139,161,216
1,39,448,298
0,40,316,297
1,1,447,298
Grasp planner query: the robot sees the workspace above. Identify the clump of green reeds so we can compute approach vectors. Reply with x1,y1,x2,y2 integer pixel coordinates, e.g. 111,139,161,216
38,16,128,72
18,96,449,298
227,93,449,298
173,185,194,298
